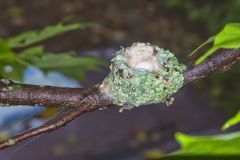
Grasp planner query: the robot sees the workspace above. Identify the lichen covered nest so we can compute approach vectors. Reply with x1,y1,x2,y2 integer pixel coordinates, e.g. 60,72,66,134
101,43,186,107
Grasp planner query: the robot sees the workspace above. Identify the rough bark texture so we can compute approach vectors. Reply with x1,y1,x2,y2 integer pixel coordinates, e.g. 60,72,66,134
184,49,240,84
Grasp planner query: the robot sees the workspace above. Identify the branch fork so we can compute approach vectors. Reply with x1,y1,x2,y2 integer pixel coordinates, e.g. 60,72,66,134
0,45,239,150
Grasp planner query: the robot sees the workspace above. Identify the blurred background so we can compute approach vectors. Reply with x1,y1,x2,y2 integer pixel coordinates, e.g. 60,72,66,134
0,0,240,159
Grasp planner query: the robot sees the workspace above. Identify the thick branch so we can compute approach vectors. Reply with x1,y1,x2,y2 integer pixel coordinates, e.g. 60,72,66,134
0,81,91,108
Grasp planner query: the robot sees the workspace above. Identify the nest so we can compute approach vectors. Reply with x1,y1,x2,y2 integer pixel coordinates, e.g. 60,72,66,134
100,43,186,108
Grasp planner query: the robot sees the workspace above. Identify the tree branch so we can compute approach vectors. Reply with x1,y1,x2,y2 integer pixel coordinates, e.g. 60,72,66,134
0,48,239,149
0,81,90,108
184,49,240,84
0,86,112,149
0,87,112,149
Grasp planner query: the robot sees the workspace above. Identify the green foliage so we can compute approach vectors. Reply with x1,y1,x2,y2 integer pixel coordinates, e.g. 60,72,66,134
196,23,240,64
222,111,240,130
174,132,240,155
163,2,240,114
8,22,92,48
162,2,240,156
188,36,214,57
23,49,101,81
191,23,240,116
0,39,15,63
0,22,101,81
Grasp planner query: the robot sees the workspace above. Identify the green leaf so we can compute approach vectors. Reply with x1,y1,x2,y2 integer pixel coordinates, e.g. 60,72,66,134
188,36,215,57
14,45,45,67
0,22,100,81
8,22,92,48
195,23,240,65
14,45,102,81
0,63,25,81
20,52,102,81
0,39,15,63
18,45,44,59
174,132,240,155
0,39,23,80
222,111,240,130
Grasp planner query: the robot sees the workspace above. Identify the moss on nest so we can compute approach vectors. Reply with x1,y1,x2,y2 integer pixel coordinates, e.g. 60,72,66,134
101,43,186,108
